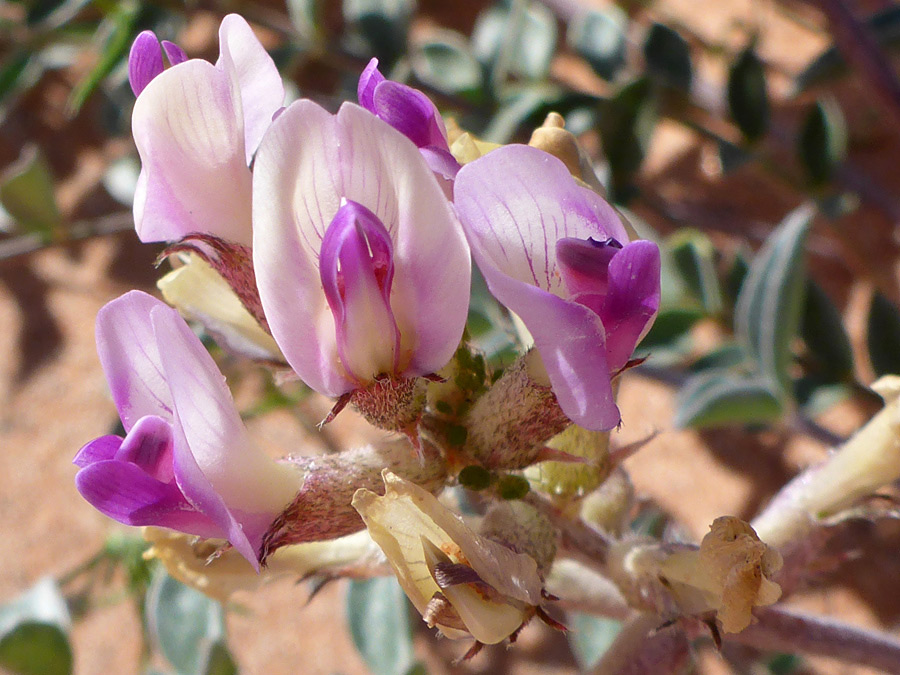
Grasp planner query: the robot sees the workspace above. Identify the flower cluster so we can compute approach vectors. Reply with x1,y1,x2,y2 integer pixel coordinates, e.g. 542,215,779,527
75,15,663,650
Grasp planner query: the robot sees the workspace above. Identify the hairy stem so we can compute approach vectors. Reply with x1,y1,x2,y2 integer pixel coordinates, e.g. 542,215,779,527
732,605,900,672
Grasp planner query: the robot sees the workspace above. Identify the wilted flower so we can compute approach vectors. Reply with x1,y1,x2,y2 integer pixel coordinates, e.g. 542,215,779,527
454,145,661,430
659,517,783,633
357,58,459,180
252,101,470,431
131,15,283,245
144,528,385,602
352,471,546,645
74,291,301,568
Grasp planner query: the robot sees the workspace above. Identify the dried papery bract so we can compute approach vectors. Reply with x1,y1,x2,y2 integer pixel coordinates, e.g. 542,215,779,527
157,254,282,363
605,518,782,635
143,528,385,602
352,471,547,646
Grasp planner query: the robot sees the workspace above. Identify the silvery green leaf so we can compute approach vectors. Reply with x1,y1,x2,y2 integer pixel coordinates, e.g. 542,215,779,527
798,98,847,186
734,205,815,397
411,32,483,101
145,571,228,675
643,23,692,92
666,229,723,315
675,371,783,428
568,613,622,670
0,578,72,675
801,280,853,380
0,623,73,675
568,7,628,81
346,577,415,675
0,145,61,239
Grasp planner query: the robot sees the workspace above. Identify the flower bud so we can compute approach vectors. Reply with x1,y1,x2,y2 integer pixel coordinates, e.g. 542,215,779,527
479,502,557,576
464,350,571,470
352,471,545,645
579,467,635,536
524,424,612,501
528,112,605,195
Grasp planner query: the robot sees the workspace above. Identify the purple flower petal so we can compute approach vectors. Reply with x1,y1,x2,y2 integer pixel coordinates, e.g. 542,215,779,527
215,14,284,161
320,201,401,382
75,460,219,536
253,101,469,393
112,415,175,483
128,31,164,97
161,41,187,66
454,145,626,296
420,147,461,181
150,303,300,566
599,240,661,372
556,236,622,302
132,60,253,245
357,58,385,112
470,251,620,430
454,144,639,430
333,104,470,377
73,435,121,468
96,291,173,431
370,80,448,150
253,99,348,396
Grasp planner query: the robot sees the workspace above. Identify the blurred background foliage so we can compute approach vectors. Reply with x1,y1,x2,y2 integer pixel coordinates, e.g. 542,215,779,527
4,0,900,672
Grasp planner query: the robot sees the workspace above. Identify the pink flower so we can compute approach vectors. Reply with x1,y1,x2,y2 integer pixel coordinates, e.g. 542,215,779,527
454,145,661,430
130,15,283,245
74,292,300,568
251,101,470,397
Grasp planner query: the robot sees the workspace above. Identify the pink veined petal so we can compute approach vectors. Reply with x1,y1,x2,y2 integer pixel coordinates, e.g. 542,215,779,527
74,460,220,537
128,31,164,96
599,240,661,372
96,291,173,431
472,257,620,430
357,58,385,111
132,59,252,245
253,99,350,396
333,103,470,376
320,201,400,382
168,417,259,566
150,304,299,515
216,14,284,161
151,304,297,566
454,144,627,297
